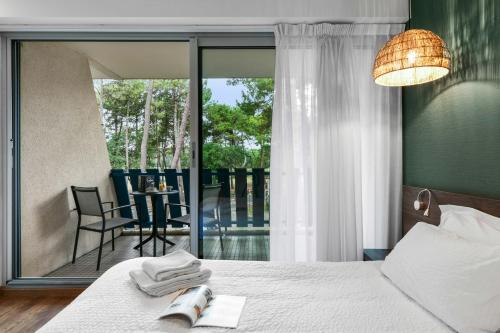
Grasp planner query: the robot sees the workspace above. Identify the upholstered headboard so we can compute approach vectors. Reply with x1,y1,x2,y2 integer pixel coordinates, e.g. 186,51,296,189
403,185,500,235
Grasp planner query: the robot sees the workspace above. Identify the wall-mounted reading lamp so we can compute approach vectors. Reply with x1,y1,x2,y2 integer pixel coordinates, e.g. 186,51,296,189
414,188,432,216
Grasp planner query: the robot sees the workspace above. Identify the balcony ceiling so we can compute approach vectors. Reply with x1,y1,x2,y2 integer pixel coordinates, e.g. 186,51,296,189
63,42,189,80
61,42,275,79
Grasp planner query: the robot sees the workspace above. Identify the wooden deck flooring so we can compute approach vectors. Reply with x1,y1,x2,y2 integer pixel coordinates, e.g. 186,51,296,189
45,234,269,278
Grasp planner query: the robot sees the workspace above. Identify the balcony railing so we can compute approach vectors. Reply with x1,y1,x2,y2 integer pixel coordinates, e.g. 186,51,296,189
110,168,270,228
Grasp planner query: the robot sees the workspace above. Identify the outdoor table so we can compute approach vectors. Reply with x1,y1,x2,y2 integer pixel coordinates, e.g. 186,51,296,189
131,190,179,257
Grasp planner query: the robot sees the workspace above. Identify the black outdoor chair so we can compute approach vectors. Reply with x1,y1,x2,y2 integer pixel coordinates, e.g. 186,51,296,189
71,186,142,271
165,184,225,251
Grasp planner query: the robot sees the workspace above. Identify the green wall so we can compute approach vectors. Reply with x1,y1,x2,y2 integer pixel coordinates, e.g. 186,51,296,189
403,0,500,198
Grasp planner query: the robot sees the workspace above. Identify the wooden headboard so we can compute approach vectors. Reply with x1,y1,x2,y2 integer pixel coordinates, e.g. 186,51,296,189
403,185,500,235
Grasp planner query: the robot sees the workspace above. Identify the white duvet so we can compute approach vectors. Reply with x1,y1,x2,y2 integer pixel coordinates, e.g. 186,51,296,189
38,258,451,333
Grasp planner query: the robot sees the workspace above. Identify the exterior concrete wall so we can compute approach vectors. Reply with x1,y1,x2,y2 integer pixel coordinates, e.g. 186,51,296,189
20,42,115,277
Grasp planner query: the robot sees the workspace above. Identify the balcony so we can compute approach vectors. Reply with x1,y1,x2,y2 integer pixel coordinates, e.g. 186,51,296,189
18,41,273,279
45,168,270,278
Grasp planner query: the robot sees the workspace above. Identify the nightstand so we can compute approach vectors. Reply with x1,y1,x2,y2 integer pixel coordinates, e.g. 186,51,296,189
363,249,391,261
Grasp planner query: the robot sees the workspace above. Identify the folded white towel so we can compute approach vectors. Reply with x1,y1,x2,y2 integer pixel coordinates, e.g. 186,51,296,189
130,268,212,297
142,249,201,281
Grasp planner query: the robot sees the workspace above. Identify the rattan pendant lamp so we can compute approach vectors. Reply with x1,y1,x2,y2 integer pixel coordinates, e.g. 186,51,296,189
372,29,451,86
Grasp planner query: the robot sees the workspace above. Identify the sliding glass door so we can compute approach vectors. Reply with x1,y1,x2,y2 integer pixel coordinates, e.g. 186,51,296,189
198,48,275,260
9,34,274,284
15,40,193,278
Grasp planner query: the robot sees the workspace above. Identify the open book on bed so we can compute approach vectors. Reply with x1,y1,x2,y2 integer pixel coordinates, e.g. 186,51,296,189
159,285,246,328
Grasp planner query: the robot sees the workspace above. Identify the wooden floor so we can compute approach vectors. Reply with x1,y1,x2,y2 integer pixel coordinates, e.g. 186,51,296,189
0,234,268,332
46,234,269,278
0,288,83,333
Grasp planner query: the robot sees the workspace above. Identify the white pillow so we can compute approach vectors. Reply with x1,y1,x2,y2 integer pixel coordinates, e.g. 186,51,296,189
439,204,500,246
381,222,500,333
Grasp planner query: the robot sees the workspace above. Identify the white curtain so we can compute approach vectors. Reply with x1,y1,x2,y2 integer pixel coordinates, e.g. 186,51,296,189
270,24,404,262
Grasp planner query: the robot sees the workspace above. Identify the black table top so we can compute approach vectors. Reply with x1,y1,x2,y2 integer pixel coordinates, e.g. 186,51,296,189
131,190,179,196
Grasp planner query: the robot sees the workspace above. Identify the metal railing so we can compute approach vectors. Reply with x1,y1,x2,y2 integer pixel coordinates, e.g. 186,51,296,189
110,168,270,228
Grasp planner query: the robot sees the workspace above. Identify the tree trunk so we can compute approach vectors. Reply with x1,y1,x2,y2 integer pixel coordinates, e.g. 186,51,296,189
96,79,105,127
117,119,123,137
170,94,190,170
171,86,180,158
155,117,160,168
172,100,179,157
162,143,167,169
140,80,154,171
259,140,264,168
125,104,130,169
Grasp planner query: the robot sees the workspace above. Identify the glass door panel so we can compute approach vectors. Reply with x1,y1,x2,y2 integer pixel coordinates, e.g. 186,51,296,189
199,48,275,260
17,40,191,278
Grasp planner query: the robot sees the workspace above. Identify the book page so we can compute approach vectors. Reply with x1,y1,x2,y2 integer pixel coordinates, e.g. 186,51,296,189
194,295,246,329
159,285,212,325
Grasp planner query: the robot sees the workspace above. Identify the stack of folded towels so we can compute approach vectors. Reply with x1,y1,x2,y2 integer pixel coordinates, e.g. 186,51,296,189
130,249,212,297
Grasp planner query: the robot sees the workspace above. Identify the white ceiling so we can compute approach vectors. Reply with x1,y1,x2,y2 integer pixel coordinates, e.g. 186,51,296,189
61,42,275,79
0,0,409,30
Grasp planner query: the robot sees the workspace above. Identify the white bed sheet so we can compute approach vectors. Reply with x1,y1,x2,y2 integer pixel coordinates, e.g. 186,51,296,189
38,258,452,333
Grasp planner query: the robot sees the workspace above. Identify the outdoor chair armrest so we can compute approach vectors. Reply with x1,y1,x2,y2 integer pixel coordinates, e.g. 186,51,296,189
164,202,190,209
103,203,136,214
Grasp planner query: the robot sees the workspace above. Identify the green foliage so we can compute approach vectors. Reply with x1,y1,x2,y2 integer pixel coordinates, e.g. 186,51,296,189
106,133,127,168
202,143,249,169
97,79,191,170
203,103,250,145
228,78,274,142
202,78,274,169
96,77,274,171
101,80,146,120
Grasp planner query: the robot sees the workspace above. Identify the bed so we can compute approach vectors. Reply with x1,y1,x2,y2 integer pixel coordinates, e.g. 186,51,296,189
38,257,451,332
41,185,500,333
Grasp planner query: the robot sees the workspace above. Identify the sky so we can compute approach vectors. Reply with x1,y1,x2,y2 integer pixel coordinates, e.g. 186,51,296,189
206,79,245,107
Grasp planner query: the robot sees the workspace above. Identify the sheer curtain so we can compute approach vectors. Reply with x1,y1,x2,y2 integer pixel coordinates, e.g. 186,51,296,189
270,24,403,262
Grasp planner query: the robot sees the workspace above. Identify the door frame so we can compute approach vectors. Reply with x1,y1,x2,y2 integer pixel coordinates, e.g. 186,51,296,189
195,41,275,258
0,31,273,286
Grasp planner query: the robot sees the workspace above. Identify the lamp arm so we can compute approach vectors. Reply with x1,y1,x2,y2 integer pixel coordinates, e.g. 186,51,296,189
414,189,432,216
424,189,432,216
